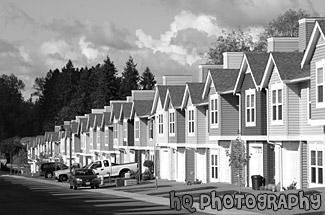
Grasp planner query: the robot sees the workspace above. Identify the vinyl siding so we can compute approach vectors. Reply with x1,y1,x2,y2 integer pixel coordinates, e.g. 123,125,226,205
176,109,185,143
197,106,207,144
241,72,266,135
311,41,325,119
186,148,195,181
220,94,239,136
299,82,324,135
127,120,134,147
208,86,221,136
185,107,196,144
287,83,300,136
301,141,308,189
268,39,299,52
140,118,147,147
74,136,81,153
268,68,286,136
168,109,177,143
299,21,316,52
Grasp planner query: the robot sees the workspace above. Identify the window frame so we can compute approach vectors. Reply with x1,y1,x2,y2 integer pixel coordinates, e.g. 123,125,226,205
270,83,284,125
310,149,324,185
123,119,127,141
169,109,175,136
316,60,325,108
134,118,140,141
149,118,154,140
188,106,195,136
210,94,218,128
158,112,164,136
245,88,256,127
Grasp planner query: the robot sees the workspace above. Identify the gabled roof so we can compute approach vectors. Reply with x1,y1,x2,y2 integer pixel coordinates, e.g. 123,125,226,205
80,117,89,133
131,100,153,118
94,114,103,127
51,132,59,142
164,85,186,110
110,103,122,121
181,83,206,108
261,52,310,88
71,121,79,134
119,102,133,120
101,112,112,128
151,85,169,115
301,20,325,68
234,52,269,93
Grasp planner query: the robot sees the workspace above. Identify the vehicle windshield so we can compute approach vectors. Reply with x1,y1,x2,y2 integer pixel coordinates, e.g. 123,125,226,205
75,169,94,176
83,162,93,169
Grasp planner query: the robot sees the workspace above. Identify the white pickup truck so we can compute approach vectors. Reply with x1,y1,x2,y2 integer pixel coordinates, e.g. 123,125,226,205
85,159,138,178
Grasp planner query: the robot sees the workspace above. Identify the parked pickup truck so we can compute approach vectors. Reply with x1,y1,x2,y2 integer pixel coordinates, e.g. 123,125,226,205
84,159,138,178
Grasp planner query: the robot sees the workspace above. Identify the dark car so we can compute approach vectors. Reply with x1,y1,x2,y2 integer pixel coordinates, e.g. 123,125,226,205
39,162,68,179
69,168,100,190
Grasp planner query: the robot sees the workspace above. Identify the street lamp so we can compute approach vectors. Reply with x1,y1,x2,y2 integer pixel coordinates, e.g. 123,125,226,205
59,125,72,173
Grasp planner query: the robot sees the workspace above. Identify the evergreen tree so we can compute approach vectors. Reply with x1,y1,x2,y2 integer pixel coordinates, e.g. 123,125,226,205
140,67,156,90
119,56,140,99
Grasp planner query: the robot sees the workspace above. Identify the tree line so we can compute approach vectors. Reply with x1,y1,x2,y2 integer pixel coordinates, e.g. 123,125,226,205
0,9,309,142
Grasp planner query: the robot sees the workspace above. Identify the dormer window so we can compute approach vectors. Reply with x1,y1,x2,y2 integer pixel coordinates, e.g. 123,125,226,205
210,94,218,128
188,107,195,136
135,119,140,140
169,110,175,136
316,60,325,108
245,88,256,127
158,113,163,135
271,83,283,125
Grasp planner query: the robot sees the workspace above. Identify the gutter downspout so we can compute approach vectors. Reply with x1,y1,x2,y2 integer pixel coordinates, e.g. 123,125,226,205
266,88,283,190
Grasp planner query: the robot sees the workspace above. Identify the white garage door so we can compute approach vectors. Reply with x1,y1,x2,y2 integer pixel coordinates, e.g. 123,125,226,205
160,149,170,179
196,149,207,183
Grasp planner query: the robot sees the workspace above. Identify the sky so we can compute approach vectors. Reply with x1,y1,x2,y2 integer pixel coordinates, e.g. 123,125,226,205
0,0,324,100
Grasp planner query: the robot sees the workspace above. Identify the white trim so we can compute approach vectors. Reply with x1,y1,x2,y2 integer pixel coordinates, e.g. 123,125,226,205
168,109,176,137
187,106,195,136
210,94,219,129
134,117,140,141
234,55,247,93
209,135,240,141
270,82,284,125
316,59,325,109
260,55,274,89
157,111,164,136
309,119,325,126
307,85,312,125
245,88,256,127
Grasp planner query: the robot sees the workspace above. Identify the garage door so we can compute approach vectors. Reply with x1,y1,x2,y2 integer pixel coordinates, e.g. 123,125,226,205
160,149,170,179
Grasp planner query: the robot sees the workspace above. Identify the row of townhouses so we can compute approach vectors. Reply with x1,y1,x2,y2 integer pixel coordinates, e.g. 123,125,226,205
26,17,325,189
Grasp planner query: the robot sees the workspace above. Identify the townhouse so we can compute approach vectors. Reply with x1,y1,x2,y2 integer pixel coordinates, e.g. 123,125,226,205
27,17,325,191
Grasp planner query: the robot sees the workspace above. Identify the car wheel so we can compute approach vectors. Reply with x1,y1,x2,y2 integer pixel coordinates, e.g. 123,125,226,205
91,186,94,189
45,172,53,179
119,170,128,178
73,185,78,190
96,185,99,189
60,175,68,182
69,185,73,189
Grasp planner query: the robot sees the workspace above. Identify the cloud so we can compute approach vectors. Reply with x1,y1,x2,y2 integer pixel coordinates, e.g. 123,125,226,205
135,10,224,66
78,36,109,63
2,2,35,27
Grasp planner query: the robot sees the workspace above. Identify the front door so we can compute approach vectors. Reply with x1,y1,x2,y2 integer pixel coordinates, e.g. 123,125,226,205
177,148,186,182
249,143,263,185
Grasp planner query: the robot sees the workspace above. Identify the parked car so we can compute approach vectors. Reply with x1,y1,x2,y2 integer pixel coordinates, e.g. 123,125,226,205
69,168,100,190
54,163,81,182
39,162,68,178
84,159,138,178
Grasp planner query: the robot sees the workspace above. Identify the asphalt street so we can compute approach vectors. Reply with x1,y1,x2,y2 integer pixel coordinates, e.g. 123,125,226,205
0,176,195,215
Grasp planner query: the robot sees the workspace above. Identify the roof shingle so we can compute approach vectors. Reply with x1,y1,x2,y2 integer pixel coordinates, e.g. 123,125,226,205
210,69,239,92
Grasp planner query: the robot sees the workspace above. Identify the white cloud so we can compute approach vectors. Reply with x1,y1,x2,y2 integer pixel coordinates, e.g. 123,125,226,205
78,36,109,63
135,10,224,66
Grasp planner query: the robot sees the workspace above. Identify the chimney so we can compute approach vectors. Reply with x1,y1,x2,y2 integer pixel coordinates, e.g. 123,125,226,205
132,90,155,100
162,75,192,85
267,37,299,53
298,18,325,52
91,109,105,114
104,106,111,112
223,52,244,69
198,64,223,83
126,96,132,102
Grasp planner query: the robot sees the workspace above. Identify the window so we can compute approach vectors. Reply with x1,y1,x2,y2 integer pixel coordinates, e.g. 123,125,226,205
271,83,283,124
135,119,140,140
123,120,127,141
316,60,325,108
188,108,195,135
210,95,218,127
245,89,256,126
113,124,117,139
103,160,109,167
158,113,163,134
211,154,218,180
149,119,154,139
169,110,175,135
307,86,311,121
311,150,323,184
